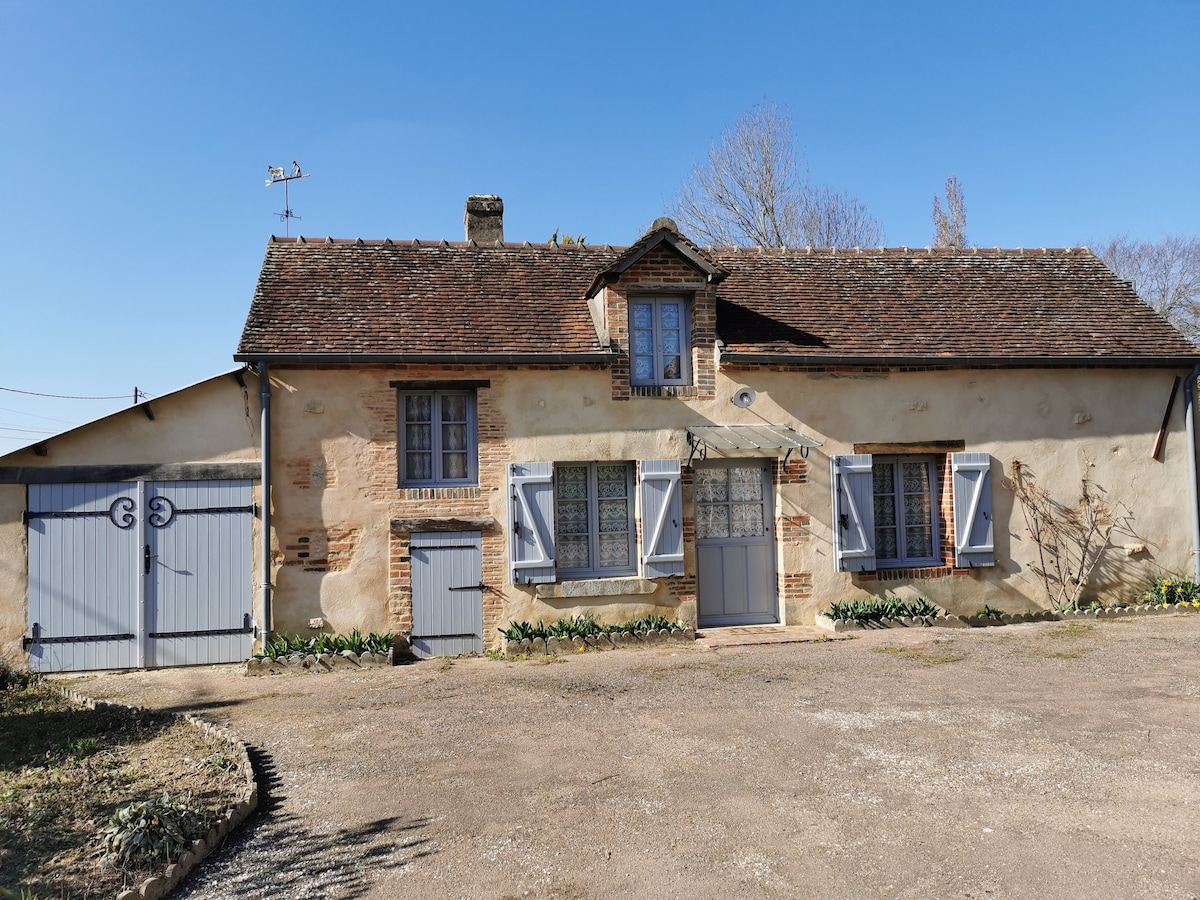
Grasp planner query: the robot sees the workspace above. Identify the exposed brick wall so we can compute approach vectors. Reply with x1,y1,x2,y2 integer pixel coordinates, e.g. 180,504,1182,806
282,526,358,573
605,245,718,401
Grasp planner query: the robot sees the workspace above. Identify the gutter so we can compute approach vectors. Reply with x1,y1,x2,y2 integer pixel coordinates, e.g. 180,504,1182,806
232,352,612,366
719,353,1200,369
1186,364,1200,581
258,362,273,644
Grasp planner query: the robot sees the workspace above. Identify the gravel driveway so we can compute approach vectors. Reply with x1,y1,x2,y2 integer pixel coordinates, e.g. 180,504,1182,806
61,615,1200,900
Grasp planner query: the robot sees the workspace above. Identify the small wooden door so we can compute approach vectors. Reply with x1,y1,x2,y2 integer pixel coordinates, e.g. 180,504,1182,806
410,531,484,658
694,461,777,627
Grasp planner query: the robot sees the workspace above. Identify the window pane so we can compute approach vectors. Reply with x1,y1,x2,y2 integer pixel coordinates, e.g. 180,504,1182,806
442,423,467,451
694,469,728,503
440,394,467,422
406,423,432,452
442,452,468,480
557,500,589,535
633,330,654,355
904,493,932,526
405,394,432,423
877,526,899,560
596,465,628,498
902,461,931,495
632,303,654,329
598,533,630,568
662,356,681,380
558,535,590,569
557,466,588,500
873,463,894,494
696,504,730,540
662,330,681,354
731,502,765,538
405,452,432,482
660,303,681,328
729,467,763,502
906,526,934,559
874,493,896,527
633,355,654,382
598,498,628,532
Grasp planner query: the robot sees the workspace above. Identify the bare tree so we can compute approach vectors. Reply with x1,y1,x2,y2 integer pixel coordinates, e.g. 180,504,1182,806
1090,234,1200,344
932,175,967,248
669,103,884,249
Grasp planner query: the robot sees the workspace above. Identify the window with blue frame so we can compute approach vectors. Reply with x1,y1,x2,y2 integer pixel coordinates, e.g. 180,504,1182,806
872,456,940,567
630,296,691,386
553,462,636,577
399,390,477,486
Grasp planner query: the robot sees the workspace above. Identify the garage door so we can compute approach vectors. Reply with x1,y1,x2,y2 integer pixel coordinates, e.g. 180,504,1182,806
25,480,254,672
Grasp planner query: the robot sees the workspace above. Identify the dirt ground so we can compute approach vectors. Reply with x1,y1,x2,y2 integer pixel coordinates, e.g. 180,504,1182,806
59,615,1200,900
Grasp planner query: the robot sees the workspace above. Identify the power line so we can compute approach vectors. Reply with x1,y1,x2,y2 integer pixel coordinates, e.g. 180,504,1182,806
0,405,76,424
0,386,131,400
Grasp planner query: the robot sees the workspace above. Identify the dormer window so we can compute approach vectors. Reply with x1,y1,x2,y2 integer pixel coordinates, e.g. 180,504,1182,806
630,295,691,386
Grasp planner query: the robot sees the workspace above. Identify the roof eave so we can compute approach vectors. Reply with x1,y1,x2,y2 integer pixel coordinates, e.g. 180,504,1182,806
719,352,1200,369
234,352,613,366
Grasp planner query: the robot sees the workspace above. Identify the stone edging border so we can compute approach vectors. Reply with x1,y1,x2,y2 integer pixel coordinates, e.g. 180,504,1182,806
815,603,1199,633
500,628,696,657
244,647,395,676
56,687,258,900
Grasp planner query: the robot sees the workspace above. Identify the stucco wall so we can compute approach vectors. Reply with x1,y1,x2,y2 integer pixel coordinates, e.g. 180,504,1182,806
0,371,263,663
265,363,1195,644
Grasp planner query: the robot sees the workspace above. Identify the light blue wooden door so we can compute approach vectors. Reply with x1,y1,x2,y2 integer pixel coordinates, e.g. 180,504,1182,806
26,483,141,672
694,462,778,627
411,531,484,658
145,481,254,667
26,480,253,672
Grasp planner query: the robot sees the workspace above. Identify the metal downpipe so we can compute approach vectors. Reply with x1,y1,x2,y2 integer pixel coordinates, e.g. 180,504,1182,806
259,362,273,643
1186,364,1200,582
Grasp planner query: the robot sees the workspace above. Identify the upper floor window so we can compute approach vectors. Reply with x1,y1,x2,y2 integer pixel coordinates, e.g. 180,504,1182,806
399,390,477,486
630,296,690,386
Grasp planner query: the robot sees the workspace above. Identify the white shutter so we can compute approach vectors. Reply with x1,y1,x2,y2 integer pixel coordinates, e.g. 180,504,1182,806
831,454,876,572
507,462,556,584
951,452,995,567
639,459,684,577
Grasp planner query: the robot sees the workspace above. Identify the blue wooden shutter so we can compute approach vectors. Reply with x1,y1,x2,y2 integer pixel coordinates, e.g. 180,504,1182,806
508,462,556,584
951,452,995,567
831,454,876,572
639,459,684,577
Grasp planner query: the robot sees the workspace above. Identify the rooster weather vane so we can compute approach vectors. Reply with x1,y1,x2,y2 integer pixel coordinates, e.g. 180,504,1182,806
265,161,309,236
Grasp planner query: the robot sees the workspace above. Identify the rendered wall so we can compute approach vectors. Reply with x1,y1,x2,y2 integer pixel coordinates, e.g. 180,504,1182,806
0,372,263,663
265,362,1195,643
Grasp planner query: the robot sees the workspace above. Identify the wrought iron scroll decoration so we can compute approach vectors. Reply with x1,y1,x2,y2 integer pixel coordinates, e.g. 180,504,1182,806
147,497,256,529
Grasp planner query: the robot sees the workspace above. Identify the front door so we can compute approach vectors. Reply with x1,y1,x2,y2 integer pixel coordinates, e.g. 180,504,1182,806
695,461,777,627
410,531,484,658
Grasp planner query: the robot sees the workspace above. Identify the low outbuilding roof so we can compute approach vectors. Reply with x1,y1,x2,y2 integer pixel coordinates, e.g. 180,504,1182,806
236,232,1199,366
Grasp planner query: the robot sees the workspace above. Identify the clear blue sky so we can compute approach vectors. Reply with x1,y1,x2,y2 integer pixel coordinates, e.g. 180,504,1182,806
1,0,1197,453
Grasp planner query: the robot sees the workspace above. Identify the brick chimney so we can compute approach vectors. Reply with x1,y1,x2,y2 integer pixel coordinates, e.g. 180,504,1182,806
464,195,504,243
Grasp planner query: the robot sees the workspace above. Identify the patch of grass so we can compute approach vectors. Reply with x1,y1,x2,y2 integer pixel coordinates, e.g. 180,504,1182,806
871,644,967,666
1046,622,1093,638
0,682,245,898
1047,649,1086,659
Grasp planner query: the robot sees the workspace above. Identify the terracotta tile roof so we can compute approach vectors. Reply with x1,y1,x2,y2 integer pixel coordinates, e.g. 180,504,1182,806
237,236,1198,364
709,246,1199,361
238,238,622,358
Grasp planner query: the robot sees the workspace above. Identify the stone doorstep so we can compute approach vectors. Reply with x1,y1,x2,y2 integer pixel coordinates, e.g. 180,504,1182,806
814,603,1199,634
54,689,259,900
